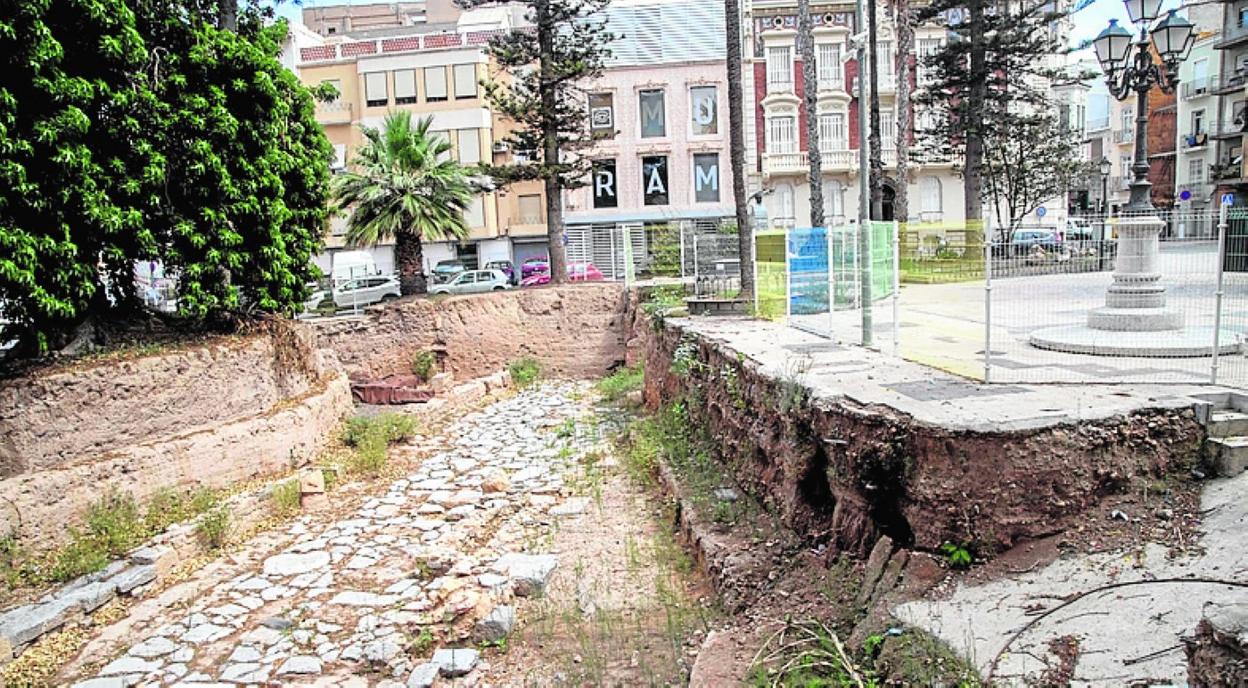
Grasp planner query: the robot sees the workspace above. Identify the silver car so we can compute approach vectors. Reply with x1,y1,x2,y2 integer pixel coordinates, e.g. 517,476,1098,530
333,275,401,308
428,269,511,296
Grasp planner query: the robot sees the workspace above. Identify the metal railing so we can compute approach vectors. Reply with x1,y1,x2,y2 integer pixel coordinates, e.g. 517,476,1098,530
1182,76,1218,99
1086,117,1110,132
1114,128,1135,144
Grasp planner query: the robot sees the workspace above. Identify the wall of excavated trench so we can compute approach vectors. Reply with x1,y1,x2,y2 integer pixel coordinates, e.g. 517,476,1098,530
641,319,1205,558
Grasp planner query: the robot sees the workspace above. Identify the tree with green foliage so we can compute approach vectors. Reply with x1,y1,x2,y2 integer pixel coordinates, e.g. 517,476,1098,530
455,0,617,284
915,0,1068,230
0,0,332,355
984,114,1090,237
332,113,475,296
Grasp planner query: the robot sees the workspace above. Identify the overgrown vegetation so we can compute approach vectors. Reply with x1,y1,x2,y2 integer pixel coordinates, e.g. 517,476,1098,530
1,486,227,588
340,412,420,477
271,479,303,517
750,618,875,688
411,350,438,381
196,505,232,551
596,365,644,403
508,357,542,388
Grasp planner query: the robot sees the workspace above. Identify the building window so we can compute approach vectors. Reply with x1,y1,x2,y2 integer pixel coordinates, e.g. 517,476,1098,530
878,41,895,77
693,153,720,203
690,86,718,135
1192,109,1206,135
593,159,618,208
1121,106,1134,133
364,72,388,107
767,116,796,154
323,79,343,102
823,179,843,218
457,129,480,165
917,38,943,84
424,66,448,101
775,183,795,223
642,156,669,206
453,64,478,99
767,45,793,92
589,92,615,138
1193,57,1209,90
394,70,417,104
639,89,666,138
331,143,347,173
882,111,896,150
464,196,485,228
819,113,846,149
518,194,543,224
817,43,842,88
1190,156,1206,183
919,177,942,214
1120,154,1132,179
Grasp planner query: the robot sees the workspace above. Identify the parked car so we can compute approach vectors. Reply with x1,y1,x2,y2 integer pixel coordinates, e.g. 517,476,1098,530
520,257,549,278
428,269,511,295
1010,229,1064,257
520,261,605,287
333,275,401,308
430,260,468,284
485,260,518,285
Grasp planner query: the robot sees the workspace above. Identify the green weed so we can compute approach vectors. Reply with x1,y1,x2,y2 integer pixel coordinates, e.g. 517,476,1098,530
508,357,542,388
939,542,973,569
271,479,302,517
596,366,644,403
411,350,437,381
196,506,232,550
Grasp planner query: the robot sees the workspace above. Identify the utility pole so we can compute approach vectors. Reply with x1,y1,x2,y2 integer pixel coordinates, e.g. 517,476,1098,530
856,0,873,346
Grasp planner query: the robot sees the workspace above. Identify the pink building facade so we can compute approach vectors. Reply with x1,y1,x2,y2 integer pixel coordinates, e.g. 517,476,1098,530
565,61,735,228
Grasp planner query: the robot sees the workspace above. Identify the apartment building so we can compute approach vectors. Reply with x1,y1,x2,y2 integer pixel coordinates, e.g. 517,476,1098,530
303,2,431,37
745,1,962,229
294,9,548,275
1212,0,1248,203
565,1,735,237
1175,12,1221,234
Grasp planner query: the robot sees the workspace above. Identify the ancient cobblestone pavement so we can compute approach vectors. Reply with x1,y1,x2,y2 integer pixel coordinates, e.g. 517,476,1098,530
70,382,611,687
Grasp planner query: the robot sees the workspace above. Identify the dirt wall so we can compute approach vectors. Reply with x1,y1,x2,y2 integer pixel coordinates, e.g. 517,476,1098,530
642,321,1204,558
0,331,353,546
311,284,630,380
0,334,321,478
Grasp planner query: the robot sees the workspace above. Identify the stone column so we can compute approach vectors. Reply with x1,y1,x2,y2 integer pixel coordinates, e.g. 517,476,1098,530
1086,215,1183,332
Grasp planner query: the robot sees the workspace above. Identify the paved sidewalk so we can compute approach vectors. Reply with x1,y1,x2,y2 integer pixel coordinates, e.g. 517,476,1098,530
670,316,1231,433
72,383,605,687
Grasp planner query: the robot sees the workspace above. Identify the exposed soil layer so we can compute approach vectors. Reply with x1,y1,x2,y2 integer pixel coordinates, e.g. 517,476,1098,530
642,320,1206,560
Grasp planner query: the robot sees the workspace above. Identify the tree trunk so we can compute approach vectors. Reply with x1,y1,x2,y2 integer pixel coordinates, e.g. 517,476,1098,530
965,0,986,232
725,0,754,299
218,0,237,31
395,231,427,296
538,2,568,283
895,0,913,226
868,0,884,221
799,0,824,228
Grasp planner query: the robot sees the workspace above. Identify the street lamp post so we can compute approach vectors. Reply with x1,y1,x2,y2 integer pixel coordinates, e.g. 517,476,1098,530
1030,3,1239,356
1099,157,1111,272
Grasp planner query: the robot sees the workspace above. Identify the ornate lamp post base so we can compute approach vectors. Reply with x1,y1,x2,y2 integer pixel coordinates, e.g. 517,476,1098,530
1030,214,1240,357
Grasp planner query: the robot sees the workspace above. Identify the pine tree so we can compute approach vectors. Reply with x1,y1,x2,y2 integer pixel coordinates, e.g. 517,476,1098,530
456,0,617,284
915,0,1067,233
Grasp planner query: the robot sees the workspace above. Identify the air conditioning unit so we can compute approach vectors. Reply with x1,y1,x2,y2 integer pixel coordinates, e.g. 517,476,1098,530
492,141,509,153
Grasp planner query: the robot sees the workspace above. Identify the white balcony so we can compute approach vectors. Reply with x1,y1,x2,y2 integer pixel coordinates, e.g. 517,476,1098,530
316,100,354,125
762,148,901,177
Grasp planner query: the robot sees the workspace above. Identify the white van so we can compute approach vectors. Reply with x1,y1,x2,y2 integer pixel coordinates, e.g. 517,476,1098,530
331,250,381,282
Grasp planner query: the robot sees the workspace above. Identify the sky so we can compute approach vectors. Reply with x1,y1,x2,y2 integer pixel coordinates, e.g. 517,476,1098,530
1068,0,1185,46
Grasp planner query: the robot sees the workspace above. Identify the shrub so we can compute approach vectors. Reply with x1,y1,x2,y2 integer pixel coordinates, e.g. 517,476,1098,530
85,491,146,557
411,350,437,381
271,479,302,517
342,413,418,447
596,365,644,403
196,506,232,551
50,533,110,583
508,357,542,388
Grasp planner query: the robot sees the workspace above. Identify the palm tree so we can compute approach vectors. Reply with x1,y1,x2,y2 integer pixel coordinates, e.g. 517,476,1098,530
799,0,824,227
332,113,475,296
725,0,754,300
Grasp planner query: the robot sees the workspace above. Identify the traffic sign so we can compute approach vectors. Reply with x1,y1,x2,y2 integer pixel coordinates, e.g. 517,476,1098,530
1036,207,1046,218
1222,193,1235,206
1179,189,1192,201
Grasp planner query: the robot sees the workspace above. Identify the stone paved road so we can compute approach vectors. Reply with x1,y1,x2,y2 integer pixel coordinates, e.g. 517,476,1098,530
71,382,608,687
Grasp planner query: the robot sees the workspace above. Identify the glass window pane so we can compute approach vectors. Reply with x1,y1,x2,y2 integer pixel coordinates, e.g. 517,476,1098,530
518,194,542,223
364,72,388,106
593,159,618,208
454,64,477,99
424,66,447,100
639,89,666,138
693,153,720,203
464,195,485,227
589,93,615,138
690,86,718,135
457,129,480,164
394,70,416,103
642,156,669,206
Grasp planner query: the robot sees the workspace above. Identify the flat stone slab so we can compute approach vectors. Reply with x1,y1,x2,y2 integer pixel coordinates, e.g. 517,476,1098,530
495,553,557,597
475,605,516,642
407,662,440,688
329,590,399,607
432,647,479,676
263,551,331,577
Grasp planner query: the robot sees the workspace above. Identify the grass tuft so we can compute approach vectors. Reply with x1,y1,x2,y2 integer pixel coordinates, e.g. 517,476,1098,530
271,479,302,517
596,365,644,403
508,357,542,388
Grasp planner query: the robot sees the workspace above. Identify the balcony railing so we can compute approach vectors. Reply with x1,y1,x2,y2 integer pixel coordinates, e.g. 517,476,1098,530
1183,132,1210,148
818,77,846,93
1215,24,1248,49
1182,76,1218,100
762,148,902,176
1113,128,1135,144
1086,117,1110,132
1109,175,1131,190
315,100,353,125
767,79,794,95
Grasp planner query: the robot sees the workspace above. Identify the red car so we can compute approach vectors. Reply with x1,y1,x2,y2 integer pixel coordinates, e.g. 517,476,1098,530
520,257,549,279
520,261,605,287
